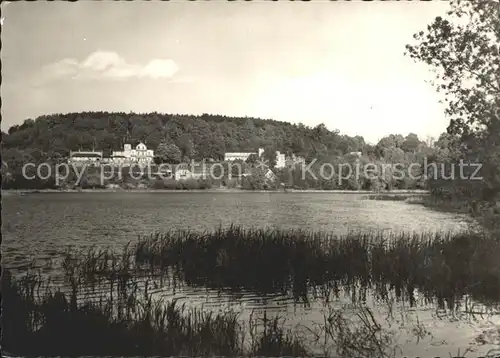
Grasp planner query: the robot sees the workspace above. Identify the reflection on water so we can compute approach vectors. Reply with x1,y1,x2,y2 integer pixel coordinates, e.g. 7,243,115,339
2,192,472,270
2,192,495,356
21,264,500,357
156,284,500,357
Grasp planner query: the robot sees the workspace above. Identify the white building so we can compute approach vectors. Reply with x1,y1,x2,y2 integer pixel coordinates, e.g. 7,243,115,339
174,163,208,180
264,169,278,181
111,143,154,165
224,152,254,162
174,169,192,180
224,148,264,162
275,151,286,169
68,150,103,165
224,148,292,169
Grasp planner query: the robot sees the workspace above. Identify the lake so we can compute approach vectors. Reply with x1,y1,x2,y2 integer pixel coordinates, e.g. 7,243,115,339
2,191,472,270
3,191,498,357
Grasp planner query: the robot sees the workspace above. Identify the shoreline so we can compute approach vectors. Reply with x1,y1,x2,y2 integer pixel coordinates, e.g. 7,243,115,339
2,188,430,195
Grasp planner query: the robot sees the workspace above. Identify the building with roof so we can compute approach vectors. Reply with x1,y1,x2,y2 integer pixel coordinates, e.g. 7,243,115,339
174,168,194,181
264,169,278,181
224,148,296,169
275,151,286,169
224,152,254,162
173,162,209,180
224,148,264,162
111,143,154,165
68,150,103,165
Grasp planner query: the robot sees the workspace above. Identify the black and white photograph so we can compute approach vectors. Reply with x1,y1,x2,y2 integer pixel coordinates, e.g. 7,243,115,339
1,0,500,356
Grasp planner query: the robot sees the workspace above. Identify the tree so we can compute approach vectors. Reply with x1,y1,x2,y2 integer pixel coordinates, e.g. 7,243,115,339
261,147,277,169
352,135,366,153
175,134,195,162
190,119,212,160
401,133,421,153
377,134,404,149
435,133,455,151
246,153,259,164
164,118,183,142
406,0,500,214
144,128,164,151
242,167,267,190
406,0,500,139
156,142,182,164
240,118,257,151
207,126,226,161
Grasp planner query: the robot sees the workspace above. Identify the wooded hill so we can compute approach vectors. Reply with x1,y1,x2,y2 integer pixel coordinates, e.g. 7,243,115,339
1,111,431,164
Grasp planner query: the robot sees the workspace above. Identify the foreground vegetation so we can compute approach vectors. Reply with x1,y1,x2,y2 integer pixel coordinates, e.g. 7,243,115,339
405,0,500,229
2,269,309,357
133,227,500,307
52,226,500,310
1,267,443,358
3,226,500,356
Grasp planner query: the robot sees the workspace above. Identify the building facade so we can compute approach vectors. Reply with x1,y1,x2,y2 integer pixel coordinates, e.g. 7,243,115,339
275,151,286,169
174,169,192,180
111,143,154,165
173,162,209,180
224,148,265,162
224,148,299,169
224,152,256,162
68,151,103,165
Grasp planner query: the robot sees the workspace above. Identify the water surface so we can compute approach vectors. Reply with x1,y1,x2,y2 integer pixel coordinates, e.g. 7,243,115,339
3,192,495,357
2,192,471,269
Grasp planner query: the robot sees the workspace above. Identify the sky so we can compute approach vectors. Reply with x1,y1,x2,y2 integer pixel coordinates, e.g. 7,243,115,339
1,1,451,144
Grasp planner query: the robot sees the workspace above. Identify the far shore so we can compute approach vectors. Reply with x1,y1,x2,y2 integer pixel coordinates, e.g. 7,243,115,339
2,188,430,195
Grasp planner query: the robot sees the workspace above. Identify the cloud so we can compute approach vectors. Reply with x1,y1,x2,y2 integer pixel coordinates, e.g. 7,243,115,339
40,51,179,82
43,59,80,78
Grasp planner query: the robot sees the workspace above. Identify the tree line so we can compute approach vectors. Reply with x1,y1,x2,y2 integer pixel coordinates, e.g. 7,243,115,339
1,109,444,190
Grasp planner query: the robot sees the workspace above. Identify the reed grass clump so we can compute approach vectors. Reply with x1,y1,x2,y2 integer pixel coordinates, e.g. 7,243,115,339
1,269,307,356
1,268,435,358
4,226,500,357
133,226,500,308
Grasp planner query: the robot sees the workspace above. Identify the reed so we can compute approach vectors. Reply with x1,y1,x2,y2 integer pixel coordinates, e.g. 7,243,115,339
131,226,500,308
1,268,446,358
4,224,500,357
1,269,307,357
59,227,500,309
